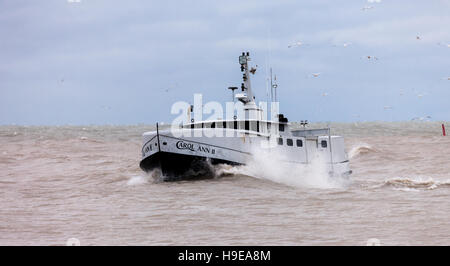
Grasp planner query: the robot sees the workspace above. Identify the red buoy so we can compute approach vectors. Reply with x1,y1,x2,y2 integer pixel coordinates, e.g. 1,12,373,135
443,124,446,136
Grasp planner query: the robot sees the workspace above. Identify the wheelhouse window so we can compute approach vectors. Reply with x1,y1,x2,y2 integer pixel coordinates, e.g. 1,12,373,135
287,139,293,146
296,139,303,147
223,121,227,128
277,138,283,145
279,123,285,132
234,121,238,130
321,140,327,148
211,122,215,129
245,120,250,131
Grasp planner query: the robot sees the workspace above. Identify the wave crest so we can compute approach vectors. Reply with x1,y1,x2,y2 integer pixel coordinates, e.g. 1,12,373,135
384,177,450,191
348,143,376,159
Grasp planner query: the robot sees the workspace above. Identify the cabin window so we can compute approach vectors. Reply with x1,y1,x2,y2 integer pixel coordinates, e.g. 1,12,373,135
211,122,215,128
256,121,260,132
191,123,194,129
250,121,257,132
296,139,303,147
321,140,327,148
277,138,283,145
234,121,238,130
245,120,250,131
279,123,285,132
287,139,293,146
223,121,227,128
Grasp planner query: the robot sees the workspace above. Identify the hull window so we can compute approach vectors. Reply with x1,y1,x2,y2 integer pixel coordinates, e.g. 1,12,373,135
277,138,283,145
286,139,293,146
279,124,285,132
321,140,327,148
296,139,303,147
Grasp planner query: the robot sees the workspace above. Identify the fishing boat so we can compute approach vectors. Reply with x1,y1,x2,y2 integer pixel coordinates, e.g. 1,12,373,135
139,52,351,180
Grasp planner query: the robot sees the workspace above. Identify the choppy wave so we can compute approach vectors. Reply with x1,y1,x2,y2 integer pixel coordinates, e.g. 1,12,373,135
348,143,376,159
383,177,450,191
127,175,151,186
126,170,165,185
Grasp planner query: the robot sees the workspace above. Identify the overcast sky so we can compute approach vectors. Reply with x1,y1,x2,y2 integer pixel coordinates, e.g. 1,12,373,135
0,0,449,125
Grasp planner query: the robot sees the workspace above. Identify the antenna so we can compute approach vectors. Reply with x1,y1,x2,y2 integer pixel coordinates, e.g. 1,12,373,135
265,28,271,104
228,87,238,102
269,68,278,102
274,74,278,102
270,68,273,102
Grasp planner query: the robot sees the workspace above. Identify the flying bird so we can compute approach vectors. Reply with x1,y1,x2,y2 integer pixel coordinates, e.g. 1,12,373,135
288,41,308,48
361,6,374,10
312,73,321,77
362,55,378,60
333,42,352,48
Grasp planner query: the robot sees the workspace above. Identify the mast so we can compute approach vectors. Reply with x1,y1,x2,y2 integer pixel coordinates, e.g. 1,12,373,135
235,52,262,120
238,52,255,103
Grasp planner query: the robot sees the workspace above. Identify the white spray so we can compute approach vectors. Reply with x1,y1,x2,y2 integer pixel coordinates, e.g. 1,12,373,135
223,144,348,189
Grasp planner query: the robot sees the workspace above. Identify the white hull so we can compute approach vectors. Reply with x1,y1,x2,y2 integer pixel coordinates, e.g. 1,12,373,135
140,128,351,180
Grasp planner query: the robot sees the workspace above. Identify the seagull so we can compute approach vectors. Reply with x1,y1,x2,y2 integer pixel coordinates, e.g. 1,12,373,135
321,92,329,97
416,35,421,40
288,41,307,48
362,55,378,60
312,73,321,77
412,116,432,121
249,65,258,74
416,92,428,98
333,42,352,47
361,6,374,11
